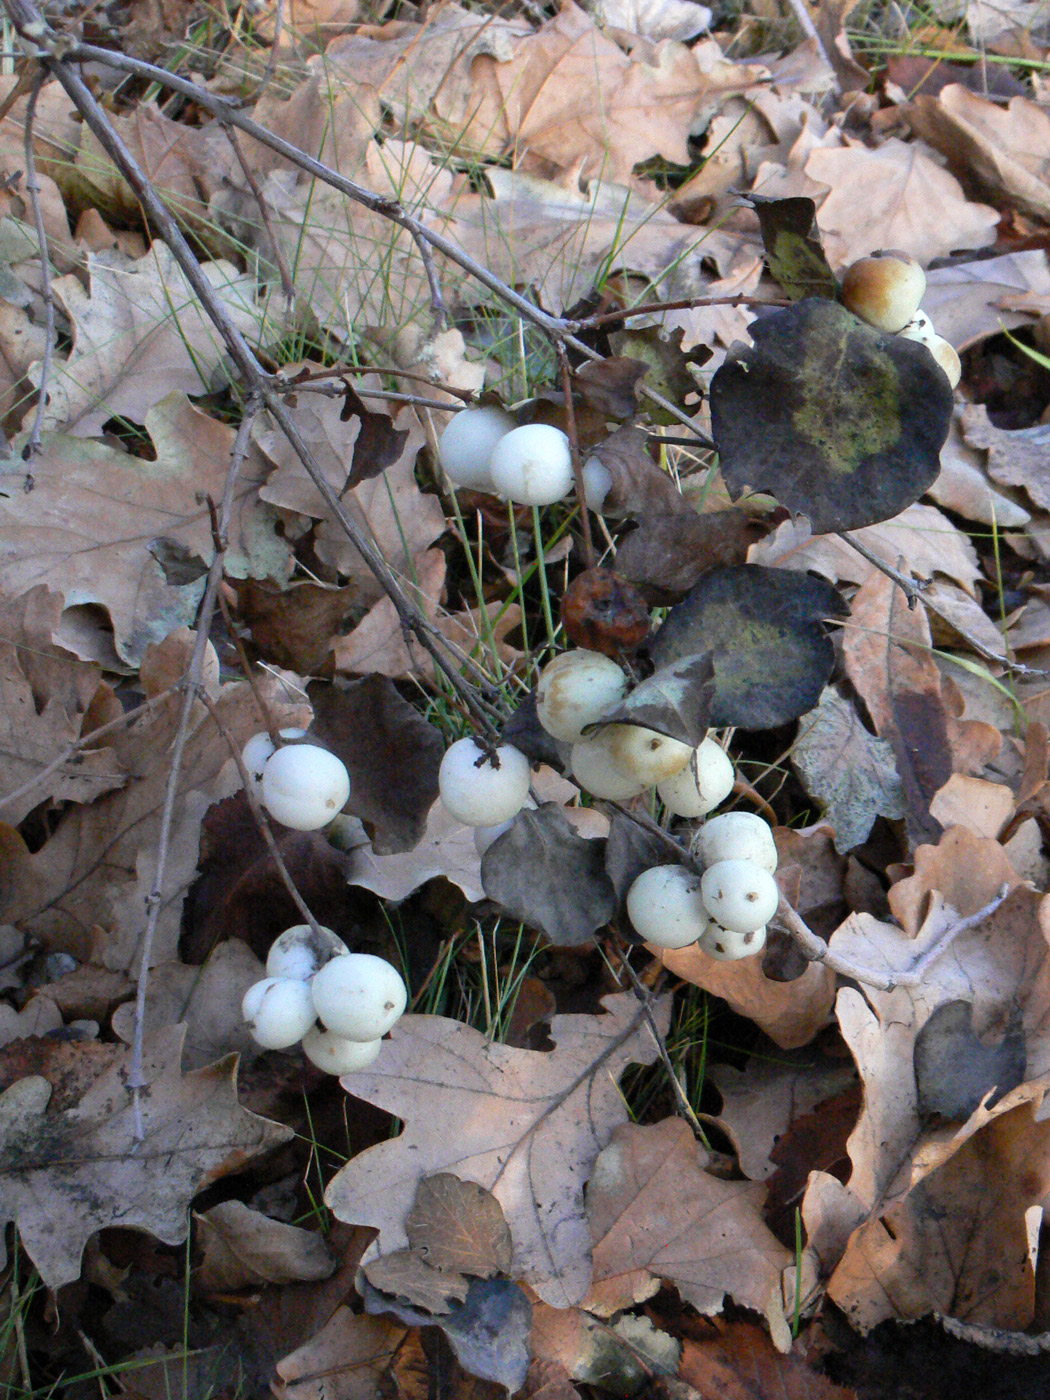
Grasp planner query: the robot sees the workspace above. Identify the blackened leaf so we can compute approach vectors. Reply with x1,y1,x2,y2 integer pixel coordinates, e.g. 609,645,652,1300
148,537,209,586
574,358,649,419
481,805,616,947
749,195,838,302
364,1277,532,1392
341,382,411,491
500,689,563,768
710,299,954,532
585,425,690,519
608,325,710,421
407,1174,513,1279
591,652,715,748
236,578,356,674
309,676,442,853
650,565,847,729
604,813,679,911
914,1000,1026,1122
616,507,761,602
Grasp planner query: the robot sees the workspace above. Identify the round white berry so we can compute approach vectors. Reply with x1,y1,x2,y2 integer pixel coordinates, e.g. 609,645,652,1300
569,734,648,800
604,724,692,785
439,738,531,827
242,976,317,1049
626,865,709,948
700,859,780,933
311,953,408,1041
301,1026,384,1074
657,738,735,818
438,406,516,491
699,921,767,961
260,744,351,831
489,425,574,506
696,812,778,873
266,924,350,981
241,728,308,791
582,456,613,512
899,310,936,346
536,649,627,743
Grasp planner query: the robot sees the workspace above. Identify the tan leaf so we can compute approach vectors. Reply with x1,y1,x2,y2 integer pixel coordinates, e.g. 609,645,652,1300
827,1101,1050,1331
195,1200,336,1291
923,250,1050,351
407,1173,513,1278
584,1118,792,1350
256,394,440,595
110,939,265,1070
678,1320,859,1399
0,302,46,425
331,548,446,679
325,994,670,1307
961,402,1050,514
805,137,998,269
36,245,259,437
929,773,1014,838
362,1247,470,1313
909,86,1050,223
0,394,292,665
530,1302,680,1390
346,795,484,903
0,587,126,824
0,1025,291,1288
654,941,835,1049
748,502,982,595
0,670,310,966
275,1307,406,1400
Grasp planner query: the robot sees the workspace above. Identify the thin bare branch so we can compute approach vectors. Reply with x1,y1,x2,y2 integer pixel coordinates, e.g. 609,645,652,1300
557,341,595,572
21,72,54,483
224,122,297,312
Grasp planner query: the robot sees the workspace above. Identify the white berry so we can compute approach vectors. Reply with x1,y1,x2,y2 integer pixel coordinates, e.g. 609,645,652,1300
301,1026,383,1074
311,953,407,1041
439,738,531,827
582,456,613,511
700,859,780,933
266,924,350,981
489,424,574,506
841,251,926,333
241,728,307,791
438,406,516,490
260,743,350,831
696,812,778,873
899,310,936,346
626,866,709,948
242,977,317,1049
928,334,961,388
569,734,647,800
657,738,735,818
700,922,767,961
604,724,692,785
536,649,627,743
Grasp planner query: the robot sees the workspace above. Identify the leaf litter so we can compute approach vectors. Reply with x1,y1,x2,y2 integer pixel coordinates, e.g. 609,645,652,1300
4,0,1050,1396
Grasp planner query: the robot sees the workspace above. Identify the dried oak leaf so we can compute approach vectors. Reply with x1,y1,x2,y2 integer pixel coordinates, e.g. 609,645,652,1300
802,857,1050,1289
0,394,292,666
0,1024,291,1288
678,1319,859,1400
584,1118,792,1351
711,299,954,534
530,1303,680,1393
792,687,906,853
274,1308,406,1400
325,992,671,1307
582,426,689,520
0,671,310,966
37,245,259,438
195,1200,336,1292
960,402,1050,514
651,565,846,729
0,586,126,825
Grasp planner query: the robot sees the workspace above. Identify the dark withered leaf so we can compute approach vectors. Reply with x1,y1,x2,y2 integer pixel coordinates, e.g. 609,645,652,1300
148,538,208,586
363,1277,532,1392
340,381,411,490
914,1000,1026,1122
748,195,838,302
500,689,563,768
608,324,710,421
573,357,649,419
591,652,715,749
237,578,356,674
604,813,679,911
650,565,847,729
616,507,760,601
309,676,442,853
481,805,616,947
585,424,690,519
710,299,953,532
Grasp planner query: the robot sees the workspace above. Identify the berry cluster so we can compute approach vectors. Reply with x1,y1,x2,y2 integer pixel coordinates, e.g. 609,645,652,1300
436,647,779,962
241,925,407,1073
242,730,351,831
840,250,960,388
439,409,574,505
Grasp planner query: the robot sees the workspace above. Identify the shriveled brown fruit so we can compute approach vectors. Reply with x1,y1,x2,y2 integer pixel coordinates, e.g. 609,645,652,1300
561,568,650,657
